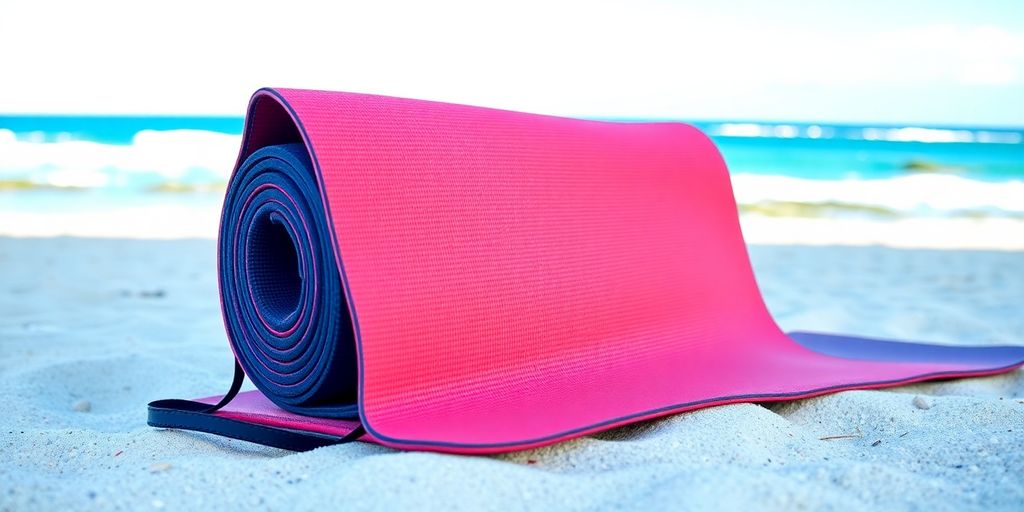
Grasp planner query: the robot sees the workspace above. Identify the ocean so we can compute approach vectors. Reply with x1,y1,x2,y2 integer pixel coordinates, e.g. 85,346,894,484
1,116,1022,220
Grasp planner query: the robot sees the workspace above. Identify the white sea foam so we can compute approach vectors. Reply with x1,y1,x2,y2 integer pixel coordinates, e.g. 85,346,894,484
714,123,772,138
732,173,1024,214
0,129,241,187
2,129,1021,217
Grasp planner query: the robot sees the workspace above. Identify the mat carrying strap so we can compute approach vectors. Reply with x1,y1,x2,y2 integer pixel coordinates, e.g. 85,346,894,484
147,361,365,451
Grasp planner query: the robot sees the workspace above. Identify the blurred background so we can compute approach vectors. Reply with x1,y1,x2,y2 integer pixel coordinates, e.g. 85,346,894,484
1,0,1022,247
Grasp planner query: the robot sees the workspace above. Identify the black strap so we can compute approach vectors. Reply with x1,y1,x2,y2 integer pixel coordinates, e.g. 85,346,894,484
147,360,365,451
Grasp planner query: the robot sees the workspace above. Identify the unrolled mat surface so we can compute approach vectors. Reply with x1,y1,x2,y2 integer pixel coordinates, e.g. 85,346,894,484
148,88,1024,454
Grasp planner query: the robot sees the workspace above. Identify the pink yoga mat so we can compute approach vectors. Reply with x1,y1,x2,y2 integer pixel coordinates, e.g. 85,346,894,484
148,88,1024,454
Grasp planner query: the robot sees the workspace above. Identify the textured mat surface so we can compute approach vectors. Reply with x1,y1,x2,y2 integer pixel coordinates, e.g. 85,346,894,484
152,88,1024,453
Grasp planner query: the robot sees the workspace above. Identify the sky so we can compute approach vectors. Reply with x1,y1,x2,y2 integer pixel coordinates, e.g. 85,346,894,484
2,0,1023,126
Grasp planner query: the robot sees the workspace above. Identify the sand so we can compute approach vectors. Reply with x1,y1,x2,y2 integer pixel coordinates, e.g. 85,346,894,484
1,236,1022,511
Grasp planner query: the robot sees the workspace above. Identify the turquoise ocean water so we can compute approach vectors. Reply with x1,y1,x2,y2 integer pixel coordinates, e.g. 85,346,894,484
1,116,1022,218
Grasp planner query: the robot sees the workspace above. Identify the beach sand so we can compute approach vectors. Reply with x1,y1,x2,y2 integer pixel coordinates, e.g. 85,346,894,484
1,236,1022,511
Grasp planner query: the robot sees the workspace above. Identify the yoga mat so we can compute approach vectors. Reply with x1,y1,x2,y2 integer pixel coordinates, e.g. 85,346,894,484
148,88,1024,454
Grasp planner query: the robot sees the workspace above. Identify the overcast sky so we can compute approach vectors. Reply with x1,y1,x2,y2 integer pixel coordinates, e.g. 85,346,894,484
3,0,1022,126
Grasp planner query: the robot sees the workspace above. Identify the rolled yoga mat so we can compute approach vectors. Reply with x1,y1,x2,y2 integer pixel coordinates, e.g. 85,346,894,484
148,88,1024,454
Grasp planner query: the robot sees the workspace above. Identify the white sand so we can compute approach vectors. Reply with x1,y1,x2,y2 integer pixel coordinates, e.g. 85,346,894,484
1,237,1022,511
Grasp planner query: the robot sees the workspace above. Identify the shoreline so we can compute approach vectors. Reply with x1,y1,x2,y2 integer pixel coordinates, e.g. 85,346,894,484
1,206,1022,251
